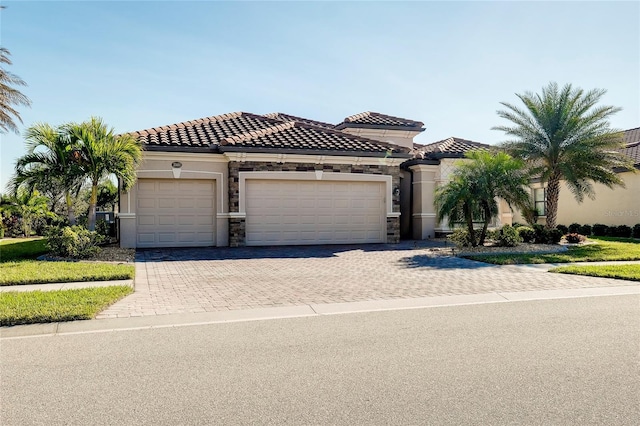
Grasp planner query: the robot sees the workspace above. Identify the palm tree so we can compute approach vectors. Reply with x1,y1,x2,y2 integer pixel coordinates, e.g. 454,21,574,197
0,46,31,134
463,151,532,244
435,171,482,246
0,189,51,237
67,117,142,231
493,82,632,229
435,150,531,246
11,123,84,225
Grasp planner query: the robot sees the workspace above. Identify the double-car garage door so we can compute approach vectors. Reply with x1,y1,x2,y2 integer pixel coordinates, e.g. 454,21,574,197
245,180,386,246
135,178,386,247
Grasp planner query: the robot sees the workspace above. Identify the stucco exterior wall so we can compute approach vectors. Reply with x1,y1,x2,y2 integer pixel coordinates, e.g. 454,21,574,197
512,170,639,227
119,152,229,248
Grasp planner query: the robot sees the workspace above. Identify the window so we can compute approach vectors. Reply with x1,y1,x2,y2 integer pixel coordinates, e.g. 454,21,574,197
534,188,546,216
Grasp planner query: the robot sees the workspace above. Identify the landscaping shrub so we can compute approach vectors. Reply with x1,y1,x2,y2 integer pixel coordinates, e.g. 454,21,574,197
46,226,104,258
633,224,640,239
517,226,536,243
532,224,547,244
447,229,479,247
568,223,581,234
592,224,609,236
565,233,586,244
579,224,592,236
547,228,564,244
555,224,568,235
613,225,632,238
486,229,500,242
496,225,522,247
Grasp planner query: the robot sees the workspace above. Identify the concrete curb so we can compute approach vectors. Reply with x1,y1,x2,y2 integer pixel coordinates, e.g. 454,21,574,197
0,280,134,293
2,284,638,339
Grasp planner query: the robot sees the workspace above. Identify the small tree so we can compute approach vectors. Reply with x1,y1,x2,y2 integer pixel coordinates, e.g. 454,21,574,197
0,190,51,237
435,150,531,246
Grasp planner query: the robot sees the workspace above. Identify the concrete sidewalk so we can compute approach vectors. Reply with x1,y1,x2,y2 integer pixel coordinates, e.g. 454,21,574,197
0,280,133,293
2,284,638,339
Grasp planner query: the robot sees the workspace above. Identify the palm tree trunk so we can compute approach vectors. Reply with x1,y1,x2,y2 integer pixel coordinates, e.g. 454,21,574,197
65,192,76,226
87,181,98,231
464,203,477,247
479,203,491,245
545,173,561,229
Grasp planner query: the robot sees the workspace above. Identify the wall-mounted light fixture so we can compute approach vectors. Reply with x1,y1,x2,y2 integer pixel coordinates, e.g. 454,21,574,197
393,187,400,196
172,161,182,179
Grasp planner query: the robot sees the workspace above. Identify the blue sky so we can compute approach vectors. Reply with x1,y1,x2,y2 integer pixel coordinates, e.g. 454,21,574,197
1,1,639,190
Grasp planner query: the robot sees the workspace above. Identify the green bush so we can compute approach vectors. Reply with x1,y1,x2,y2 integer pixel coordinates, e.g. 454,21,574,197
556,224,568,235
579,224,592,236
496,225,522,247
46,226,104,258
517,226,536,243
547,228,564,244
447,229,479,247
592,224,609,236
565,233,586,243
568,223,581,234
613,225,632,238
633,224,640,239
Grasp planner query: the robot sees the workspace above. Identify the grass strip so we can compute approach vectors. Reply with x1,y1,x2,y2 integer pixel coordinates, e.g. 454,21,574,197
0,261,134,286
549,264,640,282
465,238,640,265
0,238,48,262
0,286,133,326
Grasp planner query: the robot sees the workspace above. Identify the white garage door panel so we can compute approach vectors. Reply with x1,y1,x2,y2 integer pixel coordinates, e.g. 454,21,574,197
136,179,215,248
246,180,385,246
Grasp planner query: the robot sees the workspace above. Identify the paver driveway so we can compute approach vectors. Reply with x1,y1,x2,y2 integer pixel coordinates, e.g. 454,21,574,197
98,242,636,318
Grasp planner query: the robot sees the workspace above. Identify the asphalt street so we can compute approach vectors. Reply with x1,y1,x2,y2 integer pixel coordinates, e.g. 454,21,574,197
1,294,639,425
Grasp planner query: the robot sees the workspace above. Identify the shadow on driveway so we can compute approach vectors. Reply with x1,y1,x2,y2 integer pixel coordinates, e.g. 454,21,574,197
397,254,500,270
136,240,450,262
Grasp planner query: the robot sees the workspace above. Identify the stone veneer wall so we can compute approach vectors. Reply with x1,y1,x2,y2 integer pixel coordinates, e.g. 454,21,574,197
228,161,401,246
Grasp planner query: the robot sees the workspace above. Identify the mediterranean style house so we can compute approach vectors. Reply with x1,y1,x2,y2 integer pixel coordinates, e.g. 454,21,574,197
118,111,500,248
118,111,638,248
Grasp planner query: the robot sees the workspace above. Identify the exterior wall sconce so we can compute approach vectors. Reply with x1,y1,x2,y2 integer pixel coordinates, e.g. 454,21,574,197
393,187,400,196
172,161,182,179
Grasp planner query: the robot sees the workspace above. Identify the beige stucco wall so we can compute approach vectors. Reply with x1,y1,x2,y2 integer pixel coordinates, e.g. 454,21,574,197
340,128,422,150
119,152,229,248
513,170,639,227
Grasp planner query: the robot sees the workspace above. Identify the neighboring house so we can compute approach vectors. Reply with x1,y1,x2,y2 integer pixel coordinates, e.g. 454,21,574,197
118,110,515,249
513,127,640,227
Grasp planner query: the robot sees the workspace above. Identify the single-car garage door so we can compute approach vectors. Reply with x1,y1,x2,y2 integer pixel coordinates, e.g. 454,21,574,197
136,179,215,248
245,180,385,246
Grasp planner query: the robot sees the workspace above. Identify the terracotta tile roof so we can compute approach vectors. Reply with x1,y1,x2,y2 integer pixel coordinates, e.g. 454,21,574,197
263,112,335,129
132,111,409,155
132,112,281,149
219,121,409,155
413,137,493,159
335,111,425,130
621,127,640,167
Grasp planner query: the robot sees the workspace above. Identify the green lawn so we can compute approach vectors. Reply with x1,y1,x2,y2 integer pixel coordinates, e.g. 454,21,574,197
0,238,48,261
0,261,134,285
0,286,133,326
550,264,640,282
465,237,640,265
0,238,134,286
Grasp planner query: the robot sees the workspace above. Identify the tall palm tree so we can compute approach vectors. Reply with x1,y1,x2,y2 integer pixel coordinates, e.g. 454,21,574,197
11,123,83,225
435,150,531,246
0,46,31,134
493,82,632,229
67,117,142,231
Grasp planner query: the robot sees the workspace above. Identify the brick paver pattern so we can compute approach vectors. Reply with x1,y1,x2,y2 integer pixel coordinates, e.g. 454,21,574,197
97,243,636,318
